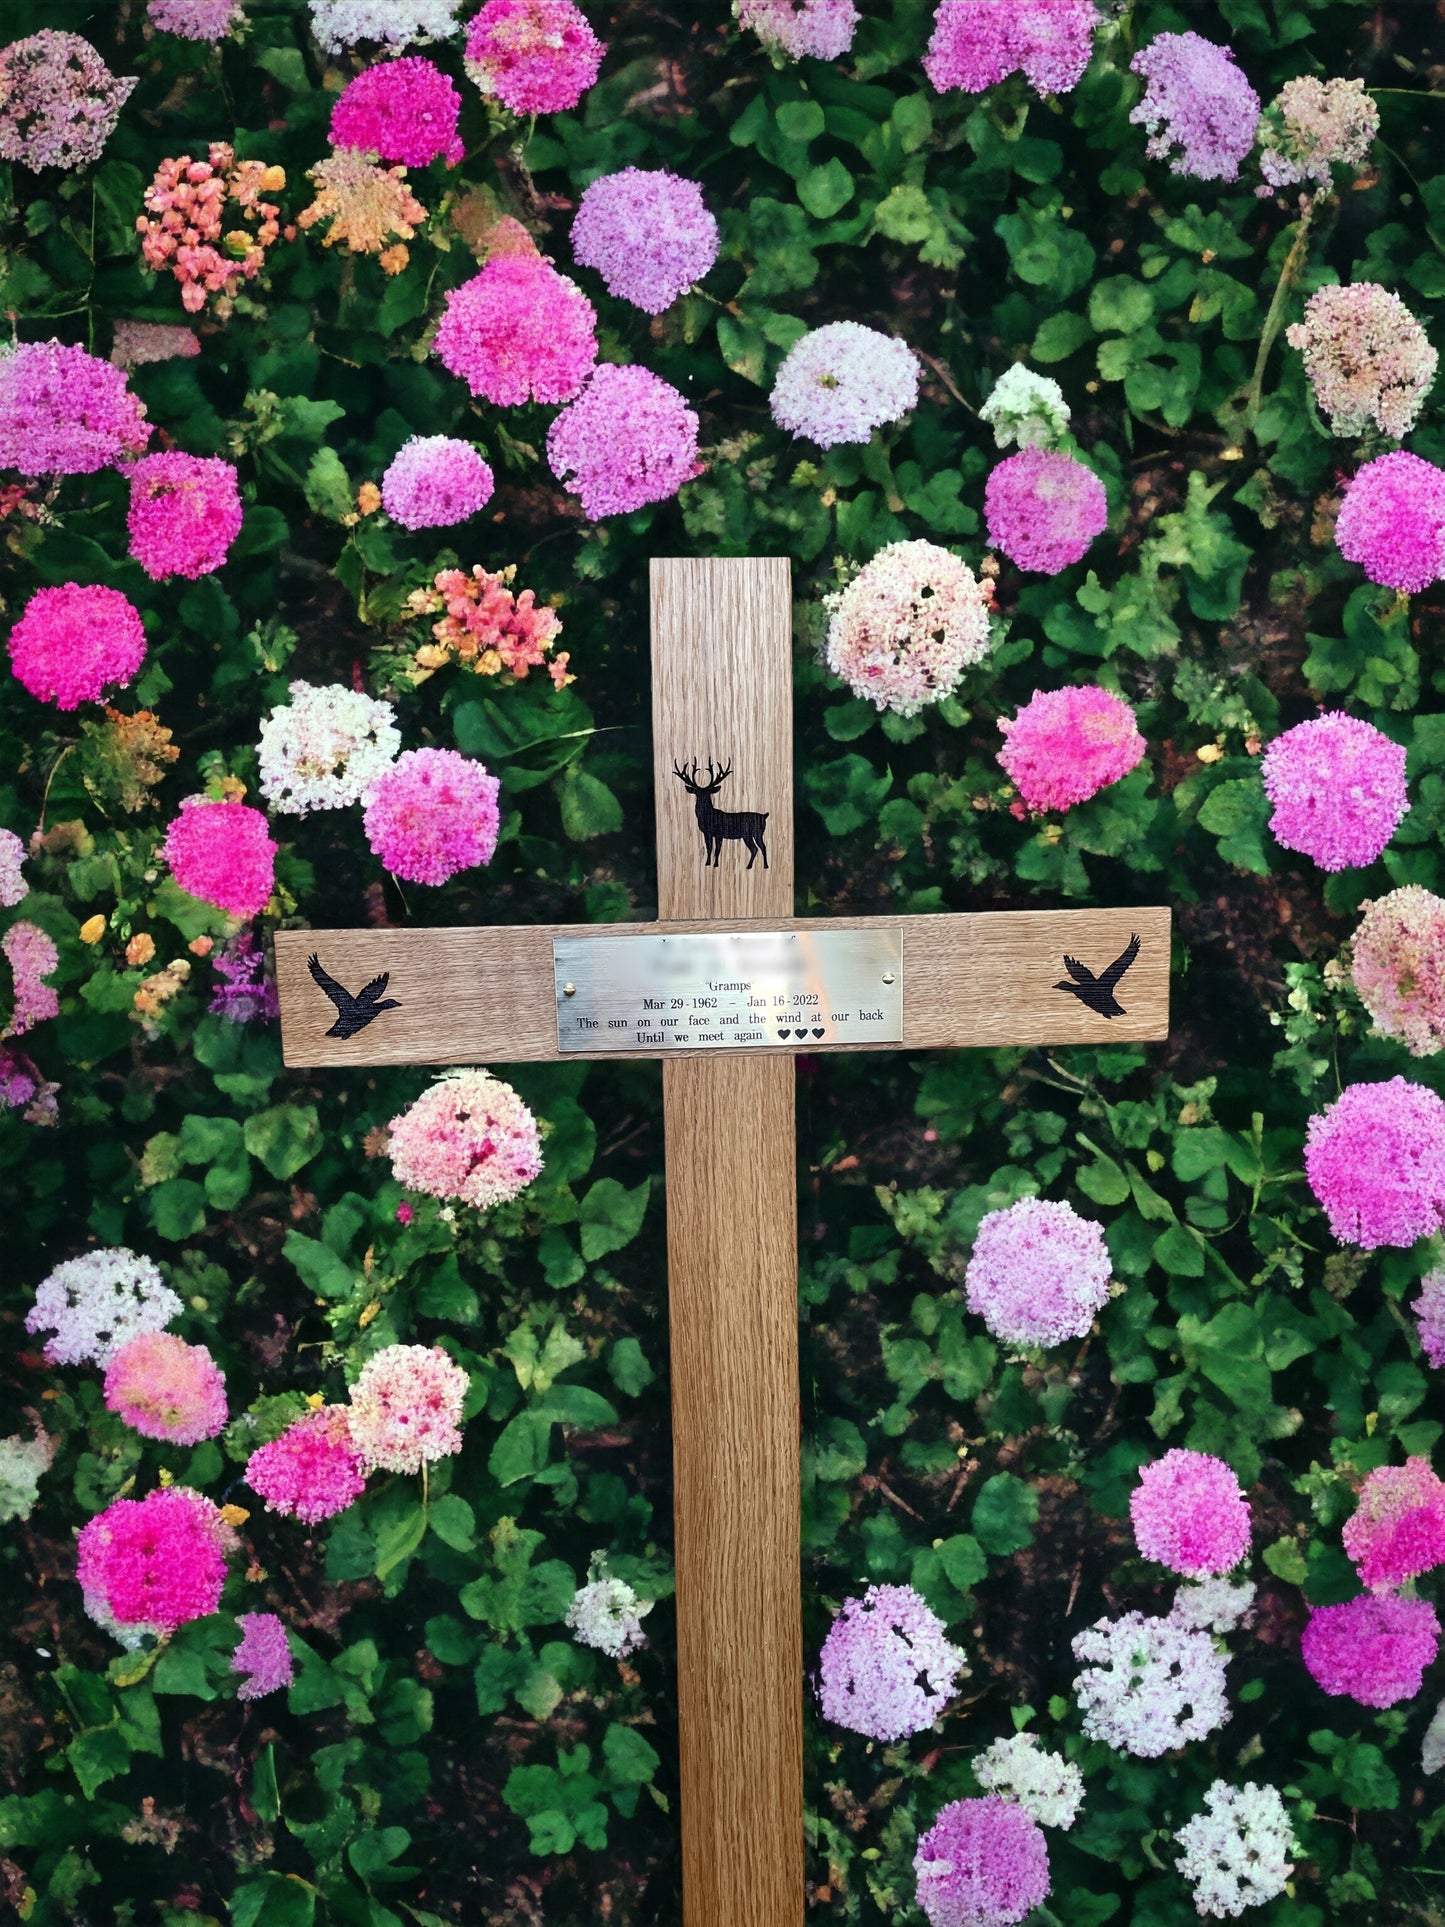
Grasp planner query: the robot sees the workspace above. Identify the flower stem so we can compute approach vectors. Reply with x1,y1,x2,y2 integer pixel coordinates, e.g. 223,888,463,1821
1243,200,1315,434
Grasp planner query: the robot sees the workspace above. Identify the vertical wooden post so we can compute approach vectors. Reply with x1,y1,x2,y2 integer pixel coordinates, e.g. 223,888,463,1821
651,558,802,1927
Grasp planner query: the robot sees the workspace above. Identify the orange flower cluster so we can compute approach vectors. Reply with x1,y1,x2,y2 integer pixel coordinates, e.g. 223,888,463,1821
138,143,289,314
404,564,571,687
297,149,426,275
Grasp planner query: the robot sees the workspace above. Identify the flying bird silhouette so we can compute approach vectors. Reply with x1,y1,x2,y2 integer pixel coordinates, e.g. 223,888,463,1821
307,953,401,1039
1053,933,1141,1020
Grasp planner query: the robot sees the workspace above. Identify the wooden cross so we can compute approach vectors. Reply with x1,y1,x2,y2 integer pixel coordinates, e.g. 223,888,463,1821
275,558,1170,1927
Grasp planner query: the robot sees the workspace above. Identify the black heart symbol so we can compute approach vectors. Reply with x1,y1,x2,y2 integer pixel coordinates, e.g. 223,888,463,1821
811,1027,824,1038
794,1028,808,1038
776,1029,790,1039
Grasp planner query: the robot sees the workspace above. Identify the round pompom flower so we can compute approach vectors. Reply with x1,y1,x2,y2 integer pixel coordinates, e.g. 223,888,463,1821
1301,1593,1440,1708
984,447,1106,574
362,747,500,885
1416,1270,1445,1371
232,1611,294,1699
246,1406,367,1523
735,0,859,61
76,1486,233,1637
1305,1076,1445,1249
824,540,992,717
26,1248,182,1368
1174,1782,1297,1922
1129,32,1261,183
148,1,242,40
1286,284,1436,442
547,363,703,518
0,31,137,174
433,254,597,405
979,363,1071,451
126,451,243,580
330,56,464,167
1260,712,1407,871
1342,1457,1445,1592
997,685,1145,813
972,1732,1083,1832
310,0,462,51
0,338,149,475
769,321,920,449
257,680,401,816
571,168,719,314
463,0,604,115
347,1342,470,1475
1334,450,1445,594
924,0,1097,98
8,583,146,711
913,1796,1050,1927
382,435,494,529
388,1067,543,1208
566,1556,654,1656
1351,886,1445,1056
817,1583,968,1741
164,797,277,920
964,1197,1111,1347
1131,1449,1251,1578
104,1332,228,1445
1072,1610,1230,1756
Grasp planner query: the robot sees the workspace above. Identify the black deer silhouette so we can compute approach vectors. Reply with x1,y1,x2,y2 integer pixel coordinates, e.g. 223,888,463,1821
672,758,770,870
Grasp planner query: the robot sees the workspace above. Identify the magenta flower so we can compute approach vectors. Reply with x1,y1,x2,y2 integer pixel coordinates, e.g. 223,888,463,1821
77,1486,233,1637
1351,886,1445,1057
817,1584,968,1741
382,435,494,529
1342,1458,1445,1592
0,31,136,173
434,254,597,405
1131,1449,1251,1578
1335,450,1445,594
247,1406,367,1523
388,1067,542,1209
8,583,147,711
463,0,604,115
913,1796,1051,1927
4,922,59,1036
965,1197,1111,1347
232,1611,294,1699
126,451,243,580
735,0,859,63
1129,32,1261,183
165,797,277,920
984,447,1106,574
547,363,703,518
330,56,463,166
1261,713,1407,871
1305,1077,1445,1250
362,746,500,885
997,685,1145,813
348,1342,470,1475
0,338,149,475
571,168,719,313
924,0,1097,97
1301,1593,1440,1708
104,1332,228,1445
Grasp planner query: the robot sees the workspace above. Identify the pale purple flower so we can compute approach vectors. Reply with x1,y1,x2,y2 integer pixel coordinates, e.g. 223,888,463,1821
0,829,28,909
1305,1077,1445,1250
1175,1782,1296,1920
924,0,1097,97
148,0,242,39
1335,450,1445,593
209,932,278,1024
1301,1593,1440,1708
769,322,919,448
1259,75,1378,194
964,1197,1111,1346
571,169,719,313
1130,1449,1251,1578
26,1248,181,1368
0,339,149,477
913,1796,1050,1927
382,435,494,529
1129,33,1261,183
1261,713,1408,871
1416,1270,1445,1370
0,31,136,172
547,363,703,518
232,1612,294,1699
816,1583,967,1740
309,0,461,50
734,0,859,61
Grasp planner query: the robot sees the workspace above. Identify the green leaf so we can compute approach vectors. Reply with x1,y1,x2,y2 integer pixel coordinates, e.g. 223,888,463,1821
1088,276,1155,333
775,101,824,143
148,1178,206,1242
429,1493,476,1552
374,1504,428,1580
798,159,854,219
1032,312,1093,362
556,766,624,840
935,1533,988,1590
1262,1536,1308,1585
302,447,353,521
283,1231,355,1300
578,1177,651,1260
971,1473,1039,1555
608,1336,655,1396
243,1104,321,1180
602,1722,660,1787
1197,777,1272,876
232,1873,316,1927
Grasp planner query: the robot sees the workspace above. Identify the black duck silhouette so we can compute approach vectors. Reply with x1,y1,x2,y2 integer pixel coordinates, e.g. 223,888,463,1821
308,953,401,1039
1053,933,1140,1020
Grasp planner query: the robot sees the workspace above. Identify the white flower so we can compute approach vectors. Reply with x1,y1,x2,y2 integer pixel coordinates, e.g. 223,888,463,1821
307,0,460,49
565,1553,653,1658
1072,1611,1230,1757
257,681,400,816
769,322,919,449
1423,1698,1445,1776
1175,1781,1297,1918
1169,1577,1257,1635
973,1730,1084,1829
979,363,1072,450
25,1248,181,1367
0,1422,53,1524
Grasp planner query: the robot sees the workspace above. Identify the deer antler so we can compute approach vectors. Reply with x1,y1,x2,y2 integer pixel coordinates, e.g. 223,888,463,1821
713,758,732,785
672,758,700,788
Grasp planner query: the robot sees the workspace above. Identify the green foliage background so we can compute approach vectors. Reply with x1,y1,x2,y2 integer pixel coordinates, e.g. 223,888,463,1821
2,1,1445,1922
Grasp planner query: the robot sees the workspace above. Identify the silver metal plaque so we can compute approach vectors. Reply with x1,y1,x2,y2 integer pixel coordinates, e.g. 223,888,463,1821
553,929,903,1053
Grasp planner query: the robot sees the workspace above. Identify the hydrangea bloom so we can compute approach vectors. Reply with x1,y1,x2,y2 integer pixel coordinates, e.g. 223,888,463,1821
387,1067,543,1207
824,540,992,717
1334,450,1445,594
547,363,703,518
26,1248,181,1367
1351,886,1445,1056
148,0,243,39
0,31,136,172
330,57,463,167
8,583,146,712
817,1584,968,1741
406,564,567,684
973,1733,1083,1830
258,682,400,815
1301,1593,1440,1708
964,1197,1111,1347
165,797,277,920
0,339,149,476
734,0,859,62
979,364,1071,450
1305,1076,1445,1248
209,931,278,1024
1415,1269,1445,1371
770,322,919,448
298,148,427,271
997,685,1145,813
1285,284,1436,440
246,1406,367,1522
913,1796,1050,1927
1259,75,1379,195
104,1332,228,1445
348,1343,469,1475
0,830,28,910
984,447,1106,574
382,436,494,528
566,1554,654,1656
571,169,718,313
111,321,200,369
126,452,244,580
924,0,1097,97
362,747,500,885
232,1611,294,1699
1261,713,1408,871
1131,1450,1251,1577
1072,1611,1230,1756
139,145,288,316
434,255,597,404
1129,33,1261,183
310,0,461,50
1175,1782,1297,1920
1169,1577,1257,1636
77,1486,233,1637
1342,1457,1445,1592
4,922,59,1038
463,0,604,114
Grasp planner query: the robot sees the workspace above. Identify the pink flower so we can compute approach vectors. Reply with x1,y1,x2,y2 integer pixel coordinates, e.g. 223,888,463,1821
347,1342,469,1475
1351,886,1445,1056
4,922,59,1037
997,685,1144,812
1286,284,1436,441
913,1796,1051,1927
0,830,26,910
1416,1270,1445,1371
433,254,597,405
8,583,146,711
770,322,920,448
1342,1457,1445,1592
985,447,1106,574
382,436,494,529
111,321,200,370
232,1610,293,1698
735,0,859,61
388,1067,542,1209
571,168,718,313
924,0,1097,97
147,0,242,39
406,563,566,681
362,747,500,885
1129,32,1261,183
0,31,136,173
138,144,287,316
965,1197,1111,1347
126,451,243,580
547,363,703,518
1301,1593,1440,1709
1335,450,1445,594
165,797,277,920
825,540,992,717
817,1584,967,1741
0,339,149,476
463,0,604,115
247,1406,367,1523
103,1332,228,1445
330,56,464,166
1131,1449,1251,1578
77,1486,233,1636
1305,1076,1445,1250
1261,713,1407,871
